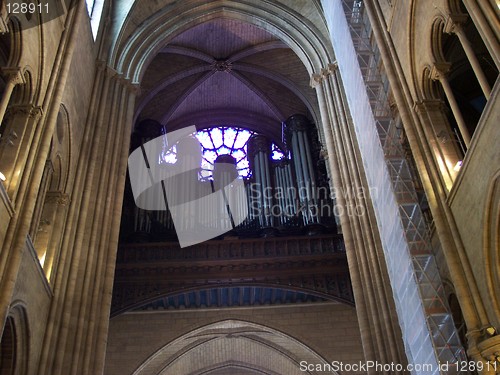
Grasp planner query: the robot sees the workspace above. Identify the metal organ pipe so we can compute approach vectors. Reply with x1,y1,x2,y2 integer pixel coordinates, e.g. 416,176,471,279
285,114,319,225
249,135,273,228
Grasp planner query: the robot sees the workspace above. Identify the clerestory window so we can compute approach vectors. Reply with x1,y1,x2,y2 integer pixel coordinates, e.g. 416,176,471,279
85,0,104,40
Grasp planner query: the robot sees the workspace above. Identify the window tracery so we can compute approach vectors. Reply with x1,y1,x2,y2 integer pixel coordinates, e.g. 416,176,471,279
160,126,284,181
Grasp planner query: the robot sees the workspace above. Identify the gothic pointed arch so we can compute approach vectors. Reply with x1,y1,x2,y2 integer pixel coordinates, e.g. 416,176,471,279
0,302,29,375
111,1,333,81
484,170,500,322
131,319,340,375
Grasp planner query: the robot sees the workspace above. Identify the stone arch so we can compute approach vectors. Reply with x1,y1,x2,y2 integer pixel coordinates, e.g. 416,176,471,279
131,319,339,375
2,16,23,67
0,302,29,375
430,17,447,66
483,170,500,321
10,68,33,105
49,104,71,193
421,65,443,101
111,1,334,85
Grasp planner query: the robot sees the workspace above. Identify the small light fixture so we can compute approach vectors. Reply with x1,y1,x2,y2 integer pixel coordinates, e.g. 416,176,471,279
0,171,6,181
453,161,463,172
485,326,497,337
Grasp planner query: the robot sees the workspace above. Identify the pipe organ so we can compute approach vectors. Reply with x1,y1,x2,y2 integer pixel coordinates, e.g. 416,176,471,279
121,115,338,243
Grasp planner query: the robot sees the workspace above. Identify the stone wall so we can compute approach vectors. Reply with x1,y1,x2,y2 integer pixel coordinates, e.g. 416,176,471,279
105,303,365,375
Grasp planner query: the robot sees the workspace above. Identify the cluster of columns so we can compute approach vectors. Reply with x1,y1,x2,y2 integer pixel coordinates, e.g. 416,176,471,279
36,63,138,375
0,3,139,375
363,0,499,372
431,12,494,149
311,62,408,369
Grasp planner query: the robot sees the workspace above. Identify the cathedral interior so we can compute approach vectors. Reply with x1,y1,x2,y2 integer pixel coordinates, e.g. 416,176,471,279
0,1,499,374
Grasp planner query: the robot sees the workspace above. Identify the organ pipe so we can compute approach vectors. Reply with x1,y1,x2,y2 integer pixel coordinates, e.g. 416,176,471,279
285,114,319,225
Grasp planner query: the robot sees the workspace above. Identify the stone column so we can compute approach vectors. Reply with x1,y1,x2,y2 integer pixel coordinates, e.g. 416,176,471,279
0,104,43,201
0,67,25,123
36,63,139,375
414,100,462,190
28,160,53,241
312,63,407,373
363,1,493,371
445,14,491,99
0,0,84,353
462,0,500,69
0,4,8,34
33,192,70,282
431,63,471,148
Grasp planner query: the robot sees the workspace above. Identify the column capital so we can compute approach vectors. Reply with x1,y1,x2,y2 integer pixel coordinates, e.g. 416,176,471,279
0,67,25,85
0,15,8,34
444,13,468,34
105,65,119,78
7,104,43,119
477,334,500,364
45,192,71,206
119,76,141,95
310,62,338,88
430,62,452,81
310,73,323,88
413,99,447,113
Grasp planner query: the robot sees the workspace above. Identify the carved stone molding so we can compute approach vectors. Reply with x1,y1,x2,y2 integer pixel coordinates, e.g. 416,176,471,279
477,335,500,363
6,104,43,120
44,192,70,206
444,14,469,35
111,235,352,315
212,59,232,72
0,14,8,34
310,62,338,87
430,62,452,81
0,67,24,84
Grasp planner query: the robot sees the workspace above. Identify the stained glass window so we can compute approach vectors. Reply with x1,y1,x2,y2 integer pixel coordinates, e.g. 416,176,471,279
271,143,285,161
196,127,254,180
160,126,284,180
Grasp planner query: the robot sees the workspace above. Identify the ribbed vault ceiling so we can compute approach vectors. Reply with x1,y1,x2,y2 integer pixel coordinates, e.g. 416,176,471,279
136,17,317,142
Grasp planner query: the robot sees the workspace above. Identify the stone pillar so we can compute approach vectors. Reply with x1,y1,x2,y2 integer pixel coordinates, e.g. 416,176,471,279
36,63,139,375
28,159,53,241
0,67,25,123
33,192,70,282
0,0,84,356
0,5,8,34
414,100,462,190
0,104,43,201
462,0,500,69
444,14,491,99
431,63,471,148
312,63,407,373
363,2,494,372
